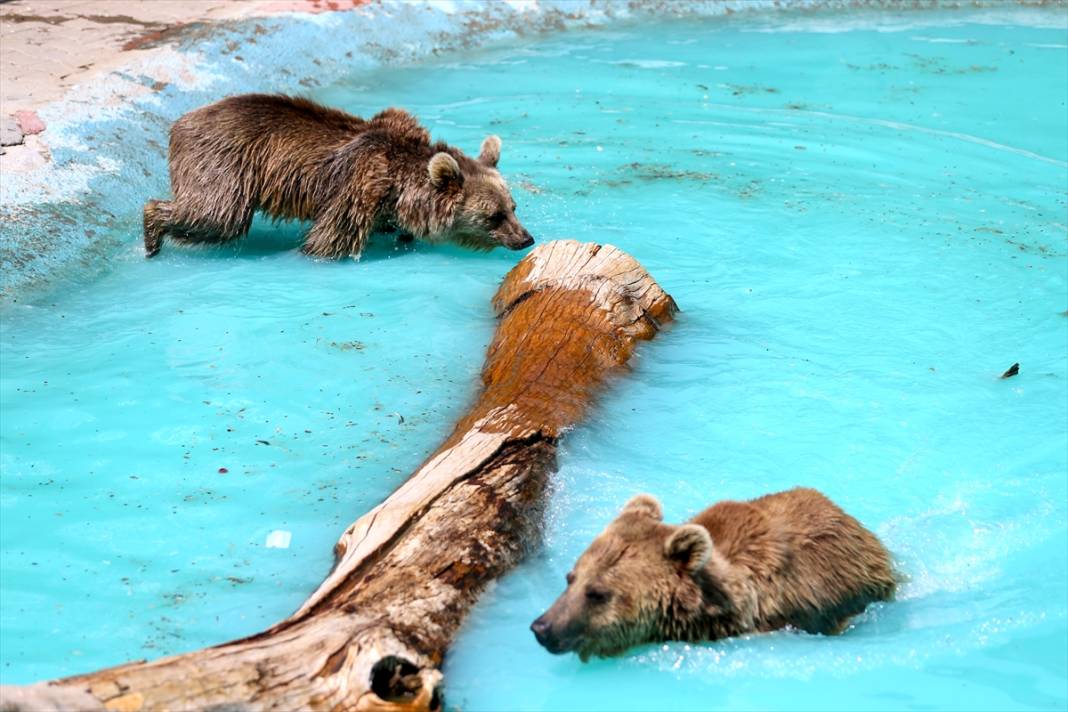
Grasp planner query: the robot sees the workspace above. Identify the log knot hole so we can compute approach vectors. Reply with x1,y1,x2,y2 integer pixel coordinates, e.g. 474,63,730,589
367,657,442,712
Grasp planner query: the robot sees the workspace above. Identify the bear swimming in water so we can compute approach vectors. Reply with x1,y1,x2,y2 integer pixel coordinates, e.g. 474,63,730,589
532,488,895,660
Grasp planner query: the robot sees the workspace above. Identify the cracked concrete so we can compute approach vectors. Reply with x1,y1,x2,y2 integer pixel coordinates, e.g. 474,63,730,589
2,2,246,109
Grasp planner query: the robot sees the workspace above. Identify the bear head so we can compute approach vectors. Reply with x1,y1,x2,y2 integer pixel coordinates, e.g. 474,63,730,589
424,135,533,251
531,494,734,661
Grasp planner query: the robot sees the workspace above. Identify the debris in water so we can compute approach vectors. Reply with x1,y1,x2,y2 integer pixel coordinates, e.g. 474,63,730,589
265,530,292,549
1000,363,1020,379
330,340,364,351
256,439,271,445
218,467,228,474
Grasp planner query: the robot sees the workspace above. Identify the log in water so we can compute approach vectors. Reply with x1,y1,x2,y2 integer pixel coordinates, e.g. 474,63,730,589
0,241,676,711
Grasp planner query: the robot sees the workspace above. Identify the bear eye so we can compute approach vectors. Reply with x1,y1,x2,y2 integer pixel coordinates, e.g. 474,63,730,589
585,587,611,605
489,211,506,228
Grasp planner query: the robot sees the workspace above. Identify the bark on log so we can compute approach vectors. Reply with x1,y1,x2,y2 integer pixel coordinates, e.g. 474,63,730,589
0,240,677,712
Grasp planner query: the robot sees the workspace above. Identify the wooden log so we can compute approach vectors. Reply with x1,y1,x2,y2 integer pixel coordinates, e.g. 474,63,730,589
0,240,677,712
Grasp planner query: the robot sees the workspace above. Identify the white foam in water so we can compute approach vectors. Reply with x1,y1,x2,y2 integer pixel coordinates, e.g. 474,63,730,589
909,35,977,43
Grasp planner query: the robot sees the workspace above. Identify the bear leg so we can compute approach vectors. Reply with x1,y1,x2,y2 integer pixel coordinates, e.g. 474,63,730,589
163,198,255,250
303,210,371,260
143,199,173,258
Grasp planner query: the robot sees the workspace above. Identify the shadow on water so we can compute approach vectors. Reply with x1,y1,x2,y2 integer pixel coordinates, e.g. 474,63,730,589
162,215,425,263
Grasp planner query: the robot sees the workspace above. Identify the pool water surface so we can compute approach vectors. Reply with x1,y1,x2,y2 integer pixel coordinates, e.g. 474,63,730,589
1,7,1066,711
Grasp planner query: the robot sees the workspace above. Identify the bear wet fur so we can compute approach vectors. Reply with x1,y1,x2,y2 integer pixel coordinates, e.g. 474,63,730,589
531,488,896,660
143,94,534,258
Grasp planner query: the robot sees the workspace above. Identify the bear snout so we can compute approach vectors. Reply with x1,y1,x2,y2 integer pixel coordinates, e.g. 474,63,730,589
502,227,534,250
530,615,569,654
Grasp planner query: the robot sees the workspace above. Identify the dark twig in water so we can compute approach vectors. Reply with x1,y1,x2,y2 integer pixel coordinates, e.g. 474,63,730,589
1000,363,1019,379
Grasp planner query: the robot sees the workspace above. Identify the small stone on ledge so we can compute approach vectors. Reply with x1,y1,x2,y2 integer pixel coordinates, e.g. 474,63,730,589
0,116,23,147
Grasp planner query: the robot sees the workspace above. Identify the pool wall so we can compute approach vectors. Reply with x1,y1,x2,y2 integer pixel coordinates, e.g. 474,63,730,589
0,0,1051,301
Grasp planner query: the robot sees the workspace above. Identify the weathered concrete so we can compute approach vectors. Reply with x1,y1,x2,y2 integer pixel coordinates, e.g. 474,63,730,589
0,1,348,111
0,0,365,180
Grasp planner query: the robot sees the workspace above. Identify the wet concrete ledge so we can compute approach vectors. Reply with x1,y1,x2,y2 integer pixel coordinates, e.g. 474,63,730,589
0,0,1060,301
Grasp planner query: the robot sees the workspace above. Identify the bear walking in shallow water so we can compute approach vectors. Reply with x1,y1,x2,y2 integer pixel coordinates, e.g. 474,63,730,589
143,94,534,258
532,488,895,660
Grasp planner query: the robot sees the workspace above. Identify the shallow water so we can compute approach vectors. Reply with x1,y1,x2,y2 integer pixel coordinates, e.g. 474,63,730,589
2,7,1067,711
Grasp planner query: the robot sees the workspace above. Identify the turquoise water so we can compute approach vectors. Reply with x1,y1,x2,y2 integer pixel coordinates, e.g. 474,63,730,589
2,7,1067,711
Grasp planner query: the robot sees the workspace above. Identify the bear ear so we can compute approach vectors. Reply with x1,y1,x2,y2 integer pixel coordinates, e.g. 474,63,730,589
622,493,663,521
428,152,462,188
479,135,501,167
665,524,713,573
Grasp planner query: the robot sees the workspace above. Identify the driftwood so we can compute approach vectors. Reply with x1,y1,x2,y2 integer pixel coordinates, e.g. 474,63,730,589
1,240,676,712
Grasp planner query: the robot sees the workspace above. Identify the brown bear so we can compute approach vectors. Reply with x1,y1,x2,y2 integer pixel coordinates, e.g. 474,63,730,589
143,94,534,258
531,487,896,661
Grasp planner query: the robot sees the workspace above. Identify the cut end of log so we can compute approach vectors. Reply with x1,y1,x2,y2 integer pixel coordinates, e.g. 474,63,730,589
473,239,678,437
492,240,678,327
